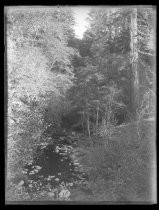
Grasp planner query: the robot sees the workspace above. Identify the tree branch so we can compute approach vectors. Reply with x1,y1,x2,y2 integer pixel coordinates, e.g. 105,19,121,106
138,49,154,56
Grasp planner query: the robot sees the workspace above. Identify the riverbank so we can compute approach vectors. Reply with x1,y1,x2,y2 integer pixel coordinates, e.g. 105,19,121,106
6,119,156,202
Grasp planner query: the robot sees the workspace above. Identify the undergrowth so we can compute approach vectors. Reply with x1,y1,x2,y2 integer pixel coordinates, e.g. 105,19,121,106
74,120,156,202
6,120,155,202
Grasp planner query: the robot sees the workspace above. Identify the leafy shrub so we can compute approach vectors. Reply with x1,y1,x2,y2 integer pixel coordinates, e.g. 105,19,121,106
6,9,76,202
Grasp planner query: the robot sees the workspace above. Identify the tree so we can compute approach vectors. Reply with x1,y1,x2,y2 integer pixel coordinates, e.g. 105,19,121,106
6,7,76,178
83,6,155,117
130,8,139,113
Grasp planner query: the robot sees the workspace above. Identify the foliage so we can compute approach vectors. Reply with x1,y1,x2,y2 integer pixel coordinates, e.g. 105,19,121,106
6,7,76,184
84,7,155,114
6,6,156,202
6,181,71,201
6,184,30,201
75,120,155,201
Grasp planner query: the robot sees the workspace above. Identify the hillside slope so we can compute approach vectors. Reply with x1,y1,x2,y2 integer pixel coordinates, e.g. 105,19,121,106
72,119,156,203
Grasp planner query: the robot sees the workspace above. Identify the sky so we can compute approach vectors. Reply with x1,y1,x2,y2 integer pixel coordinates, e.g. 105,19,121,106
72,6,90,39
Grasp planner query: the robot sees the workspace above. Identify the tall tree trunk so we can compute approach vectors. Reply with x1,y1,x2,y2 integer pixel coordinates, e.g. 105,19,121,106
87,113,91,138
102,107,107,127
96,100,99,129
96,87,100,130
130,8,139,114
81,111,85,133
105,108,108,127
106,96,111,127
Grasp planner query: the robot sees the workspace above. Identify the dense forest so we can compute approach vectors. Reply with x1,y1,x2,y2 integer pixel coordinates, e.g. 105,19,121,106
6,6,156,203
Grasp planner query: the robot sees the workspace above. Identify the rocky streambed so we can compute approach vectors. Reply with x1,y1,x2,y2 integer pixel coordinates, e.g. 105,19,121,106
20,134,89,200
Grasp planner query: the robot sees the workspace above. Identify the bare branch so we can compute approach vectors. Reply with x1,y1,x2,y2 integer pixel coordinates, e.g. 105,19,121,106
138,49,154,56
